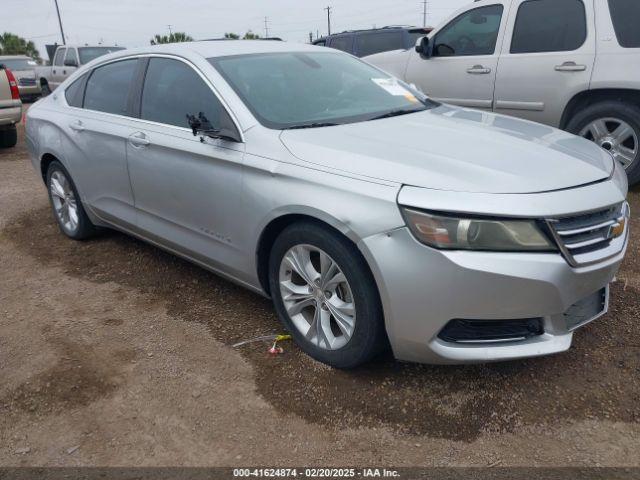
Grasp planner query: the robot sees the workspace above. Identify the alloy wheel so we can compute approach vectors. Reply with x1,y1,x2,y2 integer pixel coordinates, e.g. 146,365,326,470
580,117,638,170
50,170,79,233
278,245,356,351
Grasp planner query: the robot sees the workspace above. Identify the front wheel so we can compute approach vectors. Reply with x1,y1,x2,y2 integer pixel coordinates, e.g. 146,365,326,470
268,222,387,369
567,101,640,185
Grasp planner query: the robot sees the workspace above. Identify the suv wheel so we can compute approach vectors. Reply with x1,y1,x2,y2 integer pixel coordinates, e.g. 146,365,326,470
567,101,640,185
46,161,97,240
0,125,17,148
268,222,386,369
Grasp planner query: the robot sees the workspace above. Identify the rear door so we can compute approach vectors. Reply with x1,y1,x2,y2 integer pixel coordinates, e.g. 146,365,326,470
125,56,246,273
404,3,507,110
62,58,140,227
494,0,596,126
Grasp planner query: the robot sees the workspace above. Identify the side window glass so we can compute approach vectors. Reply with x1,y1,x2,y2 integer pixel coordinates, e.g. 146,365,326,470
355,32,405,57
329,36,353,53
607,0,640,49
53,48,66,66
141,58,226,130
65,48,79,66
433,5,504,57
84,59,138,116
64,73,87,107
511,0,587,54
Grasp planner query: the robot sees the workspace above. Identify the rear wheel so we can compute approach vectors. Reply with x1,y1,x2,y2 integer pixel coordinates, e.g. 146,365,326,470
268,222,387,369
46,161,97,240
40,81,51,96
567,101,640,185
0,125,17,148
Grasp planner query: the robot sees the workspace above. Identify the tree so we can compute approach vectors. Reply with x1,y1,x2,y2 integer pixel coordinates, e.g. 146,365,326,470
243,31,261,40
224,33,240,40
150,32,194,45
0,32,40,60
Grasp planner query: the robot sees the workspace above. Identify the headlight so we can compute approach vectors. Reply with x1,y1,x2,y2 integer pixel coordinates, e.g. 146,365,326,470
401,208,557,251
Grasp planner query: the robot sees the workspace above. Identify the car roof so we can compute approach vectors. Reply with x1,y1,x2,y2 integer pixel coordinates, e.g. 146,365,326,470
104,40,323,60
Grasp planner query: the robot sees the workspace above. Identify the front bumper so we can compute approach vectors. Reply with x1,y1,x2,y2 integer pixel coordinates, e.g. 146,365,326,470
360,227,626,364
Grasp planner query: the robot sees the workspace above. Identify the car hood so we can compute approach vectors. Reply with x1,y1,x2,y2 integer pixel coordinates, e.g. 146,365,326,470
280,105,614,194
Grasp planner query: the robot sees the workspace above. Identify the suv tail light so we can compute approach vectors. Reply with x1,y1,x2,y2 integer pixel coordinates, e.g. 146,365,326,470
4,68,20,100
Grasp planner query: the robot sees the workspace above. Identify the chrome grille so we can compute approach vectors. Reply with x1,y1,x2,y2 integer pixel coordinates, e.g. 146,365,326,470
547,202,629,267
18,77,36,86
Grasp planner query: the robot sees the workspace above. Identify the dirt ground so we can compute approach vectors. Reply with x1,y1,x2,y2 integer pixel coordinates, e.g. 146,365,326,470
1,113,639,467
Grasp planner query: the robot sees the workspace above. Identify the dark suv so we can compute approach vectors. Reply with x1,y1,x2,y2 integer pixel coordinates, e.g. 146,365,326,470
314,26,432,58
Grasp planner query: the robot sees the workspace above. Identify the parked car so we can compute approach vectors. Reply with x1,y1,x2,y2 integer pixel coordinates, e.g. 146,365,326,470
366,0,640,185
37,45,125,94
0,55,41,101
314,26,432,58
0,65,22,148
25,41,629,368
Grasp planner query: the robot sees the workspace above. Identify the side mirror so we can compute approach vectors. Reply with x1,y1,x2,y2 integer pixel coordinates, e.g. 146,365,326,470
187,112,242,143
64,59,78,67
415,36,432,58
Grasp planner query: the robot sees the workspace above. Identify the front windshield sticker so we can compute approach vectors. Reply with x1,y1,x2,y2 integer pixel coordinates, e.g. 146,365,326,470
371,78,418,103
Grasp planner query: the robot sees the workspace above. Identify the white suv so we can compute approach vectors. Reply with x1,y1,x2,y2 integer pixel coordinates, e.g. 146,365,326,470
366,0,640,184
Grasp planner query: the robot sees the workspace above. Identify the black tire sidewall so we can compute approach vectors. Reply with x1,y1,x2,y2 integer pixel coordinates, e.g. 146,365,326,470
0,126,17,148
268,222,386,369
46,161,96,240
567,101,640,185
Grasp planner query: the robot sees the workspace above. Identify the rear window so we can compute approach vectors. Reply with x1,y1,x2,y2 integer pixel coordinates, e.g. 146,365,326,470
608,0,640,48
511,0,587,54
64,73,87,107
355,31,405,57
84,59,137,116
78,47,125,65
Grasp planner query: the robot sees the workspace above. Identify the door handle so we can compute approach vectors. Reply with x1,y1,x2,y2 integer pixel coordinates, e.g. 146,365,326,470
69,121,85,132
555,61,587,72
53,70,56,74
63,70,67,75
128,132,150,147
467,65,491,74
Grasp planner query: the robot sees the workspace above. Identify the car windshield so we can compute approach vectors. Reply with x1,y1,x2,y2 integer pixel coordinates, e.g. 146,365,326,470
209,51,435,129
0,58,37,71
78,47,125,64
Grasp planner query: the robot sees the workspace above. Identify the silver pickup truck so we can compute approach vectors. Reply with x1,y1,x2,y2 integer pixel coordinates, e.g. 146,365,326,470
0,66,22,148
366,0,640,185
37,45,124,94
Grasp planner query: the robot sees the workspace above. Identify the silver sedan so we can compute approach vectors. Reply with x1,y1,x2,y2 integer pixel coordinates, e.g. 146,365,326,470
25,41,629,368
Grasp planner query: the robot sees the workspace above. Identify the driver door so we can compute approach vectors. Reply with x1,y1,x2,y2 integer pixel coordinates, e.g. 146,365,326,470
405,3,508,110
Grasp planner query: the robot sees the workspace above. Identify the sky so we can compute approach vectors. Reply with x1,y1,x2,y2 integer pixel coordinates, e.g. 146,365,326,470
1,0,470,60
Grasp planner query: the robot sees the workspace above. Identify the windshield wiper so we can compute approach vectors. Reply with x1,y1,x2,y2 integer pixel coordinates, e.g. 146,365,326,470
367,108,423,121
282,122,340,130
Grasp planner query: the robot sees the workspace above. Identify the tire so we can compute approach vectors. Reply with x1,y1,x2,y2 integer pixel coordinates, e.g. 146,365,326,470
46,161,97,240
268,222,387,369
566,101,640,185
40,82,51,96
0,126,17,148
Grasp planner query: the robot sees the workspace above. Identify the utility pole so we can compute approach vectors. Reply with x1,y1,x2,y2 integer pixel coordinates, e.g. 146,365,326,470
53,0,66,45
422,0,428,27
167,24,173,36
325,6,332,36
309,32,313,44
264,17,270,38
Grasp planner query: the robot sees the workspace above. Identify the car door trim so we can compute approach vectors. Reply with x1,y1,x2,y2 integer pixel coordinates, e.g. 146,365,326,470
495,100,545,111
